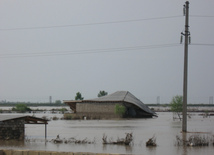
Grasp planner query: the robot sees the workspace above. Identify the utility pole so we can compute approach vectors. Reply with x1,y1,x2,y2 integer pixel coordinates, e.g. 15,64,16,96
181,1,190,132
49,96,52,104
209,96,213,104
157,96,160,104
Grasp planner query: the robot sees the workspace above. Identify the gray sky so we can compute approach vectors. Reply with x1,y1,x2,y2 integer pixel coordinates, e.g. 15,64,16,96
0,0,214,104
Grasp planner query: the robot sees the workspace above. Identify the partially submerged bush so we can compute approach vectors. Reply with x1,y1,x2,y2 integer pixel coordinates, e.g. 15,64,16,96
176,134,211,147
12,104,31,113
59,108,68,114
188,135,209,146
170,95,183,121
146,135,157,147
63,113,80,120
102,132,133,145
52,116,59,120
51,135,95,144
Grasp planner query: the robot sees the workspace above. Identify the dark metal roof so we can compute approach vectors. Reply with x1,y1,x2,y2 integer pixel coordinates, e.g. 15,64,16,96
0,115,48,124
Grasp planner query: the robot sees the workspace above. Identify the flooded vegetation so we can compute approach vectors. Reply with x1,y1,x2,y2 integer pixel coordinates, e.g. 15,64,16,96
146,135,157,147
102,132,133,145
50,135,95,144
175,134,213,147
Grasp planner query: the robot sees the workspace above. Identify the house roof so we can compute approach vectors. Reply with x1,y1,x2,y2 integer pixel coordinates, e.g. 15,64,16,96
64,91,156,116
0,115,48,124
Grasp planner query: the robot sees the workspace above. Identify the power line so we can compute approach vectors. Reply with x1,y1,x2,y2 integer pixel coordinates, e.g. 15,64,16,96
1,15,212,31
1,42,213,58
0,43,181,58
190,15,214,18
191,43,214,46
0,15,182,31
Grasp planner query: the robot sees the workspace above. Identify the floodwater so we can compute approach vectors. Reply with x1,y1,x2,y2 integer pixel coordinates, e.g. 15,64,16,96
0,110,214,155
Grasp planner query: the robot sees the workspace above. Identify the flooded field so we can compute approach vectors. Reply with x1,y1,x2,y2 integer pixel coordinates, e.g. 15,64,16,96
0,110,214,155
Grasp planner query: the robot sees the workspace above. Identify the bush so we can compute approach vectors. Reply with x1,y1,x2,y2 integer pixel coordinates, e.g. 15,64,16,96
115,104,126,116
59,108,68,114
12,104,32,113
63,113,81,120
52,116,59,120
170,95,183,120
63,114,73,120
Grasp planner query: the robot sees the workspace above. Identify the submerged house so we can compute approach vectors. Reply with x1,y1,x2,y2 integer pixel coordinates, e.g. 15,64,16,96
0,115,48,140
64,91,157,119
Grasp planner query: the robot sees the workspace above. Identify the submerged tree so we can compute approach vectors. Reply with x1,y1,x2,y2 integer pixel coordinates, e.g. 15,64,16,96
170,95,183,121
98,90,108,97
75,92,84,100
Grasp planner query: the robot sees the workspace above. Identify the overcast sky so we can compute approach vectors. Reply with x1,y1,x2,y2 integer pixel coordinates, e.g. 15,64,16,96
0,0,214,104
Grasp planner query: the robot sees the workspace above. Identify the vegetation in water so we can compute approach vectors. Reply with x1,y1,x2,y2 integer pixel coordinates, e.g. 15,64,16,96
146,135,157,147
12,104,32,113
170,95,183,120
57,108,68,113
102,132,133,145
175,134,212,146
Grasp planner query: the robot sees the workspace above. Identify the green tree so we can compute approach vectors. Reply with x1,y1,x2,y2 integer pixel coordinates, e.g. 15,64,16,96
75,92,84,100
55,100,62,104
170,95,183,121
12,104,31,113
98,90,108,97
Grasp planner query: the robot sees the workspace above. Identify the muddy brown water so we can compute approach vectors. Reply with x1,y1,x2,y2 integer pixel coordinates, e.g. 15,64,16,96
0,112,213,155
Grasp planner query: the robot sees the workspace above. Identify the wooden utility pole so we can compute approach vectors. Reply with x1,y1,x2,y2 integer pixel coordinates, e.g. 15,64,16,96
182,1,190,132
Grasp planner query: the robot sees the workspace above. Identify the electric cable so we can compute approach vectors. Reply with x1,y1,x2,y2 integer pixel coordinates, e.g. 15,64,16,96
191,43,214,46
0,43,181,58
0,15,182,31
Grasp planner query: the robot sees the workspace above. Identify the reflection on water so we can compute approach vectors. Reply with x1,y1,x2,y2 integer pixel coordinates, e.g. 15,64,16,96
182,133,188,155
0,112,213,155
0,140,24,147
